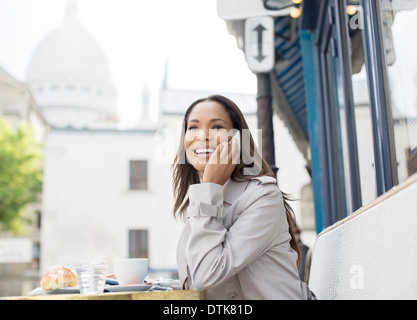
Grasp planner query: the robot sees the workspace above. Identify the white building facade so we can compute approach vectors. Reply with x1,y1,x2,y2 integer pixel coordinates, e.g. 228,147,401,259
40,126,183,274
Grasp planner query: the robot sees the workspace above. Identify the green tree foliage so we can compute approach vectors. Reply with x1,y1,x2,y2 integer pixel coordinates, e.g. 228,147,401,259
0,118,43,233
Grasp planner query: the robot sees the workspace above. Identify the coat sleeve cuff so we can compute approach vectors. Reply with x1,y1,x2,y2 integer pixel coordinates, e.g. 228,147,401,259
188,183,223,205
187,183,224,219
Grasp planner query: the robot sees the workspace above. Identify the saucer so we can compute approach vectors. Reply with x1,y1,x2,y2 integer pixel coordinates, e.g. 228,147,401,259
105,283,152,292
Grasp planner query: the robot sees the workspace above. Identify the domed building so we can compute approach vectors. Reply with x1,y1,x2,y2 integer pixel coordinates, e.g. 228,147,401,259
26,0,118,129
27,0,192,277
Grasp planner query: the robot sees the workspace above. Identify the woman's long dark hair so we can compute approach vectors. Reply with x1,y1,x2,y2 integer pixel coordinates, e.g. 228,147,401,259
172,94,301,266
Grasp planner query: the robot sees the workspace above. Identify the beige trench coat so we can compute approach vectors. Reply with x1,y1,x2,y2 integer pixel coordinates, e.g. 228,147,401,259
176,176,313,300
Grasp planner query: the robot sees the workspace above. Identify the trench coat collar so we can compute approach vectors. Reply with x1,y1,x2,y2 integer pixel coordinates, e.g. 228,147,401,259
223,178,249,205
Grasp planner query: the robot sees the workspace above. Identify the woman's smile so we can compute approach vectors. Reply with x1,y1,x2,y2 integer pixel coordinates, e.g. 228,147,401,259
193,146,216,159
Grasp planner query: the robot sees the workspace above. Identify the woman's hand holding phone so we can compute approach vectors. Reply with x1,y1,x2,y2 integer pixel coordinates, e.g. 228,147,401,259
202,134,240,186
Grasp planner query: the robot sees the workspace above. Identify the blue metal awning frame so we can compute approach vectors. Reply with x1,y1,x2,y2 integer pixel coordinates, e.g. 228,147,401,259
270,16,310,162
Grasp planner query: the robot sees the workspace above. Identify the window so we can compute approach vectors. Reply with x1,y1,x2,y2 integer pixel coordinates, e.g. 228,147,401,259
128,230,148,258
382,2,417,180
352,68,378,206
312,0,362,226
129,160,147,190
36,210,41,230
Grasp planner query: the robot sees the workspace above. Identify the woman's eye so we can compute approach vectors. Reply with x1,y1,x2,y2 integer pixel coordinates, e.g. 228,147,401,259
187,125,198,130
212,125,224,130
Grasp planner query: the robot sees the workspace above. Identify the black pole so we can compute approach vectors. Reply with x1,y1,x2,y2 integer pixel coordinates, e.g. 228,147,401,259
256,72,278,177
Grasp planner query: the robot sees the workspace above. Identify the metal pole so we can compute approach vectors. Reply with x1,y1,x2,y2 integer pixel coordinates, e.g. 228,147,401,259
256,72,278,177
334,0,362,214
361,0,398,194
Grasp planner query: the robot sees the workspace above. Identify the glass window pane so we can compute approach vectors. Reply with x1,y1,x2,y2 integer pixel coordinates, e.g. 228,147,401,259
129,160,148,190
128,229,148,258
382,1,417,180
352,66,378,205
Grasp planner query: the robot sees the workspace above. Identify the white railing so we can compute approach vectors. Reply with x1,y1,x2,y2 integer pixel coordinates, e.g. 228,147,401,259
309,173,417,299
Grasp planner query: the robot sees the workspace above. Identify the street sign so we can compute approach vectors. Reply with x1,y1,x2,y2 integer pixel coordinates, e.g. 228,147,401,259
217,0,292,20
244,17,275,73
0,238,32,263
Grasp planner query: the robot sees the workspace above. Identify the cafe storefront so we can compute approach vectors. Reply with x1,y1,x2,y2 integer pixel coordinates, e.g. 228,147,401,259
218,0,417,298
220,0,417,232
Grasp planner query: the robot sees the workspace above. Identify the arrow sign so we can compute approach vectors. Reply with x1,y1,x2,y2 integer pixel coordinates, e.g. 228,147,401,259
254,24,267,62
245,17,274,73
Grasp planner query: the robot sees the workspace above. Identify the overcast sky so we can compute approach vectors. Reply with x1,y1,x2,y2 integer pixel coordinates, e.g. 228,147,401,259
0,0,257,127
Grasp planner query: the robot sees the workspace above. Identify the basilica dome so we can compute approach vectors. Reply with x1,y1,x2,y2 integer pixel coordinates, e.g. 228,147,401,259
26,1,118,129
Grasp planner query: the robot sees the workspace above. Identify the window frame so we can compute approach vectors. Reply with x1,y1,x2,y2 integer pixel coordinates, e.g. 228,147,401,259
129,160,148,191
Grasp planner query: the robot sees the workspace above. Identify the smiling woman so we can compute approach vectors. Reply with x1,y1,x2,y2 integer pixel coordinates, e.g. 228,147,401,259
172,94,315,300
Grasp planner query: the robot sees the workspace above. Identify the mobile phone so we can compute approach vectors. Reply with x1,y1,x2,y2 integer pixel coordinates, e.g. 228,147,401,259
230,129,241,153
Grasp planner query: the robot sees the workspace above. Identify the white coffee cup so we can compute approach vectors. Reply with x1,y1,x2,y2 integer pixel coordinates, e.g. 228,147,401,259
113,258,148,285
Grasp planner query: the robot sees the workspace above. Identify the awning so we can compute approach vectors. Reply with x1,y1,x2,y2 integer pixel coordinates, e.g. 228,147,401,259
271,17,309,162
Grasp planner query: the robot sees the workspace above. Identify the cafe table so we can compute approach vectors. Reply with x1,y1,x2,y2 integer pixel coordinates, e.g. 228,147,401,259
2,289,206,300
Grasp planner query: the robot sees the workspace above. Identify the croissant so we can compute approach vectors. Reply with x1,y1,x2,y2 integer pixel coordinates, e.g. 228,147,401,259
40,266,78,290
